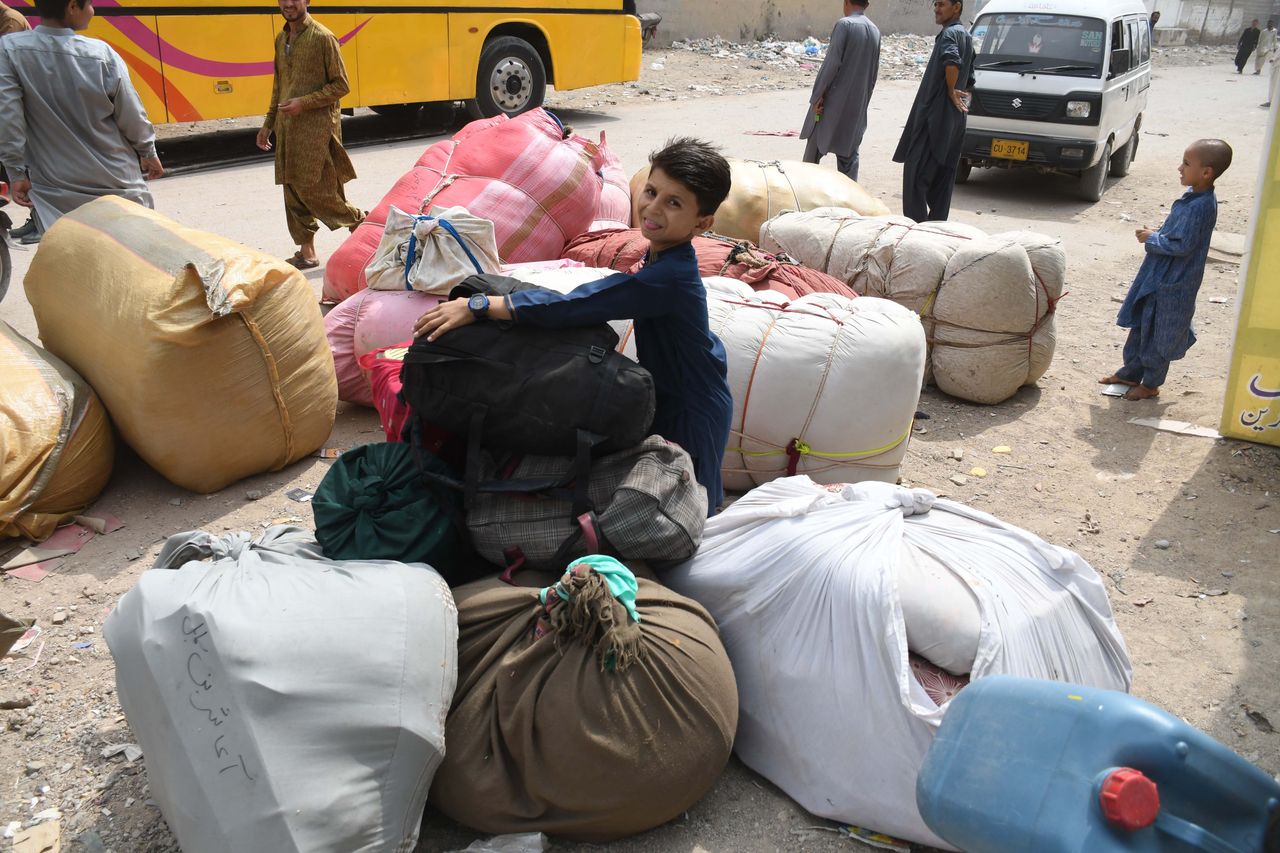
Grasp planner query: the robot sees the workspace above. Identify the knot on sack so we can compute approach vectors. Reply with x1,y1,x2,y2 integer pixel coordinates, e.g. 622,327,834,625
785,438,811,476
350,477,387,511
538,558,643,673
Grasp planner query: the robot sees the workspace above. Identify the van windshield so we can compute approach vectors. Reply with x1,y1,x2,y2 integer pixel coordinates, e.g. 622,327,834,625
972,14,1107,77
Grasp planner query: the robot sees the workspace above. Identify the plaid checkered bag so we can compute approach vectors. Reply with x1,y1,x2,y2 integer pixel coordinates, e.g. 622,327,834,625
467,436,707,573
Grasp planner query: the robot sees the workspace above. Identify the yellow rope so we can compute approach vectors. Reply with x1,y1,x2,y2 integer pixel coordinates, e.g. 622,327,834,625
728,422,913,461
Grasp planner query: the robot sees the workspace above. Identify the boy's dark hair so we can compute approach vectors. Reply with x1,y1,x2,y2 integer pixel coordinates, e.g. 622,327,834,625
35,0,78,20
648,137,732,216
1193,138,1233,180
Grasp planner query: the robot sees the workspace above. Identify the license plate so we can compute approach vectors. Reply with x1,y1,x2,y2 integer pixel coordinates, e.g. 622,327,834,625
991,138,1029,160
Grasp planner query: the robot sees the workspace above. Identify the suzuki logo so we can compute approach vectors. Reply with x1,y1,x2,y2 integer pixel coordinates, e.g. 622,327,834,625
1012,97,1023,108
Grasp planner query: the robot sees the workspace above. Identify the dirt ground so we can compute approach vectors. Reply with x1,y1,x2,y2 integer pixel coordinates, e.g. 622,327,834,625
2,39,1279,853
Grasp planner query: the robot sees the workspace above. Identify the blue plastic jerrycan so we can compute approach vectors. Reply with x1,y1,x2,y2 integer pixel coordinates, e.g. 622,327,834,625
916,675,1280,853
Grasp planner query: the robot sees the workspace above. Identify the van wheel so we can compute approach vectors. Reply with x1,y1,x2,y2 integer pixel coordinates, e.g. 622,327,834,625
1109,135,1136,177
1079,141,1111,202
955,158,973,184
466,36,546,119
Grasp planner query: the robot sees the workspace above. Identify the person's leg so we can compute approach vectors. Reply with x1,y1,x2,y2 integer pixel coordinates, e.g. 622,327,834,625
802,136,822,165
1103,326,1145,384
1256,49,1266,73
283,183,319,262
836,151,860,183
293,161,363,234
901,153,931,222
925,158,959,221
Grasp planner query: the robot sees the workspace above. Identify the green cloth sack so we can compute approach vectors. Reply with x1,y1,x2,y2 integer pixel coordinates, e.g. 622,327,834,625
313,442,468,579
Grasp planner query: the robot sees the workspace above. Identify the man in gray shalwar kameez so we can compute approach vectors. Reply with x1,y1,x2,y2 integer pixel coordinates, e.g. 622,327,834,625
0,0,162,242
800,0,880,182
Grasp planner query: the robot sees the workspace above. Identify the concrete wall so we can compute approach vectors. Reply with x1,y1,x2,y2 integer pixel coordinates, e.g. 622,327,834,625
643,0,939,44
1160,0,1279,44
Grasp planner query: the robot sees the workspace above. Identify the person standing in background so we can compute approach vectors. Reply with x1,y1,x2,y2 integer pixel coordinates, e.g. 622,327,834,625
0,0,163,245
255,0,363,270
799,0,881,182
1255,20,1276,75
892,0,975,222
1235,19,1260,74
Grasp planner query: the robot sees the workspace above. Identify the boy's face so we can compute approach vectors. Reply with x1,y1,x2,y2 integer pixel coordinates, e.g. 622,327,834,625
636,167,714,254
1178,146,1212,188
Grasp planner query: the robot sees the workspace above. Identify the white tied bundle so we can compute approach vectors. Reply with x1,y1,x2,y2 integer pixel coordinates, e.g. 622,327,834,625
760,209,1066,404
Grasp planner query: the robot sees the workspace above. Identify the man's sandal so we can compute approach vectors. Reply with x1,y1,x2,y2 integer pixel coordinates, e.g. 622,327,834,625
286,251,319,270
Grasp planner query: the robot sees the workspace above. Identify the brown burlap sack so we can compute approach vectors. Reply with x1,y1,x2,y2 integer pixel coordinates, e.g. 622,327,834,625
430,572,738,841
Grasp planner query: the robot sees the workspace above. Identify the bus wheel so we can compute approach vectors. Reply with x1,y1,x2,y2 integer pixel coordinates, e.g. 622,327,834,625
467,36,546,119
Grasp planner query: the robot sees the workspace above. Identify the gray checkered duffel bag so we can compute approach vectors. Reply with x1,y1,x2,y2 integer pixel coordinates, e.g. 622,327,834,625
467,435,707,573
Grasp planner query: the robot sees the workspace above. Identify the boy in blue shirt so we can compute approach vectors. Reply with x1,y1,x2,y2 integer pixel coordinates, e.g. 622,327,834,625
1100,138,1231,401
414,137,734,515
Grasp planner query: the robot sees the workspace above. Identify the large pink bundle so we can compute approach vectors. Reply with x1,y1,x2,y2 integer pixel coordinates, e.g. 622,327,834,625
323,109,608,302
324,289,442,405
590,131,631,232
562,229,857,301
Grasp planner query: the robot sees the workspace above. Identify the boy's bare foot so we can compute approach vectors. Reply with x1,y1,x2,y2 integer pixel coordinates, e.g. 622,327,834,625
1123,384,1160,400
1099,374,1138,386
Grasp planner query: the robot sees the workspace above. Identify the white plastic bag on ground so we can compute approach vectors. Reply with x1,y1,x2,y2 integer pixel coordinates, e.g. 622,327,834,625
365,204,501,294
665,477,1132,848
104,526,458,853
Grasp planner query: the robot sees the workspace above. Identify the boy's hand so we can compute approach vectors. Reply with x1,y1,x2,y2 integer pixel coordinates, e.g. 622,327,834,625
413,298,476,341
1136,227,1154,243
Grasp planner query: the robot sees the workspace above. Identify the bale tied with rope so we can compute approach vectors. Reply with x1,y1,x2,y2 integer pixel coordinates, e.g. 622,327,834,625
760,209,1066,405
615,278,926,491
629,159,890,246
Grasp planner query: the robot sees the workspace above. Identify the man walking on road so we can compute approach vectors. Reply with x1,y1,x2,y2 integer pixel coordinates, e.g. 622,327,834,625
1235,19,1260,74
799,0,880,183
256,0,363,270
892,0,975,222
0,0,163,245
1255,20,1276,75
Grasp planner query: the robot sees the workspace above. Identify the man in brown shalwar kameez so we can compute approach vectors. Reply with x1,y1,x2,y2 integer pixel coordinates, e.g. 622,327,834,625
255,0,362,269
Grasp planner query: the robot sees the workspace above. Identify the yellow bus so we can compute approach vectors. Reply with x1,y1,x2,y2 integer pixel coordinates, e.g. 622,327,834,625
8,0,646,123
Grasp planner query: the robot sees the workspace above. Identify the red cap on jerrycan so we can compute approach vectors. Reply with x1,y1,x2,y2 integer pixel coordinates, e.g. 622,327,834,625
1098,768,1161,831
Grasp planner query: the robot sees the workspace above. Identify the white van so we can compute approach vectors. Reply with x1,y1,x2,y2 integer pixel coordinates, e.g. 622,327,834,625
960,0,1151,201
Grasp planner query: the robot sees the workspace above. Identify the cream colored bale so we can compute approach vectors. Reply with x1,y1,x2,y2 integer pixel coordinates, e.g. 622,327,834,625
25,197,337,493
932,239,1041,404
629,160,890,245
997,231,1067,384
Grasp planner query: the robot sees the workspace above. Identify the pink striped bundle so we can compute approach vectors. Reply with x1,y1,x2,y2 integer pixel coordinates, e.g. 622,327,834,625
323,109,611,303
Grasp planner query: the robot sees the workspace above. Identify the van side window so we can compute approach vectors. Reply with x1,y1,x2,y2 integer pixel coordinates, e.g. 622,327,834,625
1111,20,1127,54
1138,18,1150,62
1128,20,1142,62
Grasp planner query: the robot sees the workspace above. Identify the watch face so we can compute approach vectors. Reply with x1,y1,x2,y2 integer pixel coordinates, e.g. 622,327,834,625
468,294,488,313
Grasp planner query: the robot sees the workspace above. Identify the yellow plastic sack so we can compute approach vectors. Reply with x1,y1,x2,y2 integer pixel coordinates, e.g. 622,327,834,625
1,321,114,540
629,158,890,244
25,197,337,493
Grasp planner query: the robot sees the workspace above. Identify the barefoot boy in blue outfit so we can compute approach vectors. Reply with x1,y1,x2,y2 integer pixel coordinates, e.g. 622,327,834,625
1100,138,1232,401
414,137,734,515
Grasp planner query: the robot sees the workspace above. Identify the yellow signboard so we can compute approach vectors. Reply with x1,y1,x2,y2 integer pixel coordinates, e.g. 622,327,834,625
1221,101,1280,445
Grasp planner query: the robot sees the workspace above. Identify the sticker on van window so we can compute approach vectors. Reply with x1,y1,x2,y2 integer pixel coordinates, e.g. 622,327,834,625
973,24,988,38
1080,30,1103,48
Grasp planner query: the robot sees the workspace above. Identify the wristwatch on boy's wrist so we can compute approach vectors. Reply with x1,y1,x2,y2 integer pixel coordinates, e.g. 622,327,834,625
467,293,490,318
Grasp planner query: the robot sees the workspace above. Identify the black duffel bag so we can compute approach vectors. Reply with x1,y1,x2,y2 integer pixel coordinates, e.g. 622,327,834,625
399,274,656,461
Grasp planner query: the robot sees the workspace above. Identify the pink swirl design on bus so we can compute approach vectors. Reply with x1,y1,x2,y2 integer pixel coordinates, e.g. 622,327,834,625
8,0,371,77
